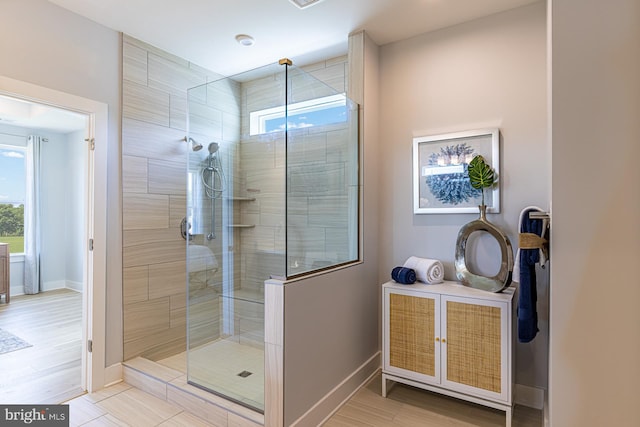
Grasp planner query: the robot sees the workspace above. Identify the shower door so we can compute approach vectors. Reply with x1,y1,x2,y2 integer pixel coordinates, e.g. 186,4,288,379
186,62,286,412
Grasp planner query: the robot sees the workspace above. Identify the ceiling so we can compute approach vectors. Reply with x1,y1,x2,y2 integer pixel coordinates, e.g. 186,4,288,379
4,0,540,133
47,0,539,77
0,94,87,134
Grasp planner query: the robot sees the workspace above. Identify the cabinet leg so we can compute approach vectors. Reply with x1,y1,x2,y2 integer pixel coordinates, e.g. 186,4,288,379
505,405,512,427
381,374,396,398
382,374,387,397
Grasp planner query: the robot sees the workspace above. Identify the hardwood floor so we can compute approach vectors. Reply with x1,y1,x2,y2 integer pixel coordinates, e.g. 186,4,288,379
0,289,84,404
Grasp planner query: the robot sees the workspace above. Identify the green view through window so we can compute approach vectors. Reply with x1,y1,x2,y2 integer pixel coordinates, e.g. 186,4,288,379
0,145,26,253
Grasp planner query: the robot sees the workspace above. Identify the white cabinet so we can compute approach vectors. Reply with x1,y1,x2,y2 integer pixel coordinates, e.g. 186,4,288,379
382,280,515,426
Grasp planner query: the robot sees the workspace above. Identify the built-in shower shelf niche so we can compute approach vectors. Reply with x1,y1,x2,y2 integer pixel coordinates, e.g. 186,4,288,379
228,224,256,229
226,196,256,202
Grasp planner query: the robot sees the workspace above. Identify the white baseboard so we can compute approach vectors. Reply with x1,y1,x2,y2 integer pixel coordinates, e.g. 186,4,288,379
104,363,123,387
8,281,82,296
10,286,24,297
66,281,83,292
514,383,545,410
38,280,83,293
291,352,381,427
42,280,66,292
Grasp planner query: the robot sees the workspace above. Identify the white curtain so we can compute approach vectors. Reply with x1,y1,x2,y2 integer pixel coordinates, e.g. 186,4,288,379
24,135,42,294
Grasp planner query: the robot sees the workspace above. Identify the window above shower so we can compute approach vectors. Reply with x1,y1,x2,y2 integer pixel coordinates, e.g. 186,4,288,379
249,93,347,136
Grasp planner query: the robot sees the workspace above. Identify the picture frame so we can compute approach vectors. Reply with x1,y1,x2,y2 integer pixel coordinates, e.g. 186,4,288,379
413,128,500,214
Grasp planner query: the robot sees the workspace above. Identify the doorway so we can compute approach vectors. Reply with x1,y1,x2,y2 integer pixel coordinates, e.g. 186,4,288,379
0,75,108,401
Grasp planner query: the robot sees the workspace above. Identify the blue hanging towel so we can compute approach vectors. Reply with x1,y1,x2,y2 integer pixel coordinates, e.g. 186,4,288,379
517,208,546,343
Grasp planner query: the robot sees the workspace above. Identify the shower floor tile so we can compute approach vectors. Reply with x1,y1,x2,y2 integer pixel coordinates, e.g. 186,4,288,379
157,339,264,410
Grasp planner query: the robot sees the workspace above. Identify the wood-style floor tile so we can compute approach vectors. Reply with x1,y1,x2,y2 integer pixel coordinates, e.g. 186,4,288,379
67,395,107,426
158,411,219,427
95,387,182,427
82,382,132,404
0,289,83,404
324,373,542,427
79,414,130,426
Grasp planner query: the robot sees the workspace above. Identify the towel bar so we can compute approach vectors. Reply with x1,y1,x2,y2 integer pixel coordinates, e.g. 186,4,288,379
528,212,550,220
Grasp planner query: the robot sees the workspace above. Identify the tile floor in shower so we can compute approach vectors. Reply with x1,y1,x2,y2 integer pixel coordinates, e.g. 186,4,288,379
154,338,265,410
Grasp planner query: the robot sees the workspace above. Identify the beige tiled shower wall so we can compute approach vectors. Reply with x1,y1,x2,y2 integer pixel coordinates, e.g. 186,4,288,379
122,38,349,360
187,77,242,350
121,35,228,361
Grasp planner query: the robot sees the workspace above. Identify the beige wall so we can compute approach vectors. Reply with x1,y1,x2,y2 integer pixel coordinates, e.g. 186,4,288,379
378,2,549,390
549,0,640,424
0,0,122,366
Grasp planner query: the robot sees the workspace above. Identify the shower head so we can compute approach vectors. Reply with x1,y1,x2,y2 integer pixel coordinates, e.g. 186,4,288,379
188,137,203,152
208,142,219,154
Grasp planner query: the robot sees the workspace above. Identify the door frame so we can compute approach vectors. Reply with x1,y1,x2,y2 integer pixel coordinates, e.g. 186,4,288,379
0,75,108,392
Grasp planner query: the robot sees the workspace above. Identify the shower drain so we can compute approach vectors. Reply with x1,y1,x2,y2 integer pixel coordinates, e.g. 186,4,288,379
237,370,253,378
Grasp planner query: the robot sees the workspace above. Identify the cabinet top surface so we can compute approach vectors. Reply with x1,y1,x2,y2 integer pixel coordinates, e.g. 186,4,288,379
383,280,515,302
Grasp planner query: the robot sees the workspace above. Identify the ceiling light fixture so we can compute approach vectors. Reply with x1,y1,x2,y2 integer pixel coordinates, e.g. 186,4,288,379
289,0,325,10
235,34,255,47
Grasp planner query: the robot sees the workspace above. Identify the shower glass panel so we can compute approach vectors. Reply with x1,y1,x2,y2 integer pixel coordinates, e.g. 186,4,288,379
186,60,358,412
286,66,359,277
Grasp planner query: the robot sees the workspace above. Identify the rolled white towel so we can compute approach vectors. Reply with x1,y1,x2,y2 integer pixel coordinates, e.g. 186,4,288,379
403,256,444,284
188,244,218,273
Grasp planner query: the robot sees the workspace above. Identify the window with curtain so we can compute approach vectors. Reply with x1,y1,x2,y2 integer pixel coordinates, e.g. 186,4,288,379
0,144,26,254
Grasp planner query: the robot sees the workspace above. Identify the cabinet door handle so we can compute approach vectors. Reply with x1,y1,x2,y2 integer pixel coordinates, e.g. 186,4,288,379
442,338,446,343
435,337,440,342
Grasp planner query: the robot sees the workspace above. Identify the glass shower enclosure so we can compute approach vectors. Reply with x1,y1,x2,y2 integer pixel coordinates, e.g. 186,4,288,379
185,60,359,412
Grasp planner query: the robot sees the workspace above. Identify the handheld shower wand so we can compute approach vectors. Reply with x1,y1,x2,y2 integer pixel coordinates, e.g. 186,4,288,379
201,141,225,240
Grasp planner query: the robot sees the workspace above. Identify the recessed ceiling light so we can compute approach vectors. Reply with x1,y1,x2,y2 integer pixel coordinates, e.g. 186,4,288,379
289,0,325,9
235,34,255,47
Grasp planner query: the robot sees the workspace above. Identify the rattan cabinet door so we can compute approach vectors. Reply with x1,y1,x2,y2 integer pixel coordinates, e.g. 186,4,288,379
383,288,440,384
441,295,509,402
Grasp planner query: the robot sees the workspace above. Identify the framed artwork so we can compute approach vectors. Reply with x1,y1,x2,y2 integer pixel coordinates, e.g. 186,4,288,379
413,128,500,214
